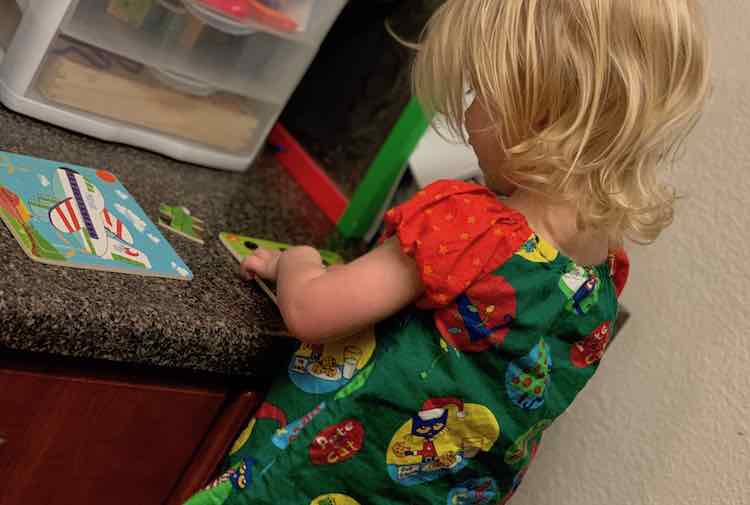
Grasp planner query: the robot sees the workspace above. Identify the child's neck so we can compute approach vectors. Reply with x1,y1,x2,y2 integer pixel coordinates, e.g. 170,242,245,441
504,190,610,266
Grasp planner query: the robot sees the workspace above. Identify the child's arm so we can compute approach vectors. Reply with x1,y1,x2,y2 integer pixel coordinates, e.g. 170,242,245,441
241,238,424,343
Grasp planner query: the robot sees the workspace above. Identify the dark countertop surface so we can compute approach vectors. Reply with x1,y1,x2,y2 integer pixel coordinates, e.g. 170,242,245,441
0,105,353,377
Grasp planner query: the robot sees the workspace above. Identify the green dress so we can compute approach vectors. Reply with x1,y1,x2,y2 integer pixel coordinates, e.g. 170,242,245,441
185,180,628,505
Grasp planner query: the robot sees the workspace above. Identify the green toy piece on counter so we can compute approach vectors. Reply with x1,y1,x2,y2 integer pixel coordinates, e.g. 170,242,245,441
337,97,430,240
219,232,344,304
219,232,344,267
159,204,205,244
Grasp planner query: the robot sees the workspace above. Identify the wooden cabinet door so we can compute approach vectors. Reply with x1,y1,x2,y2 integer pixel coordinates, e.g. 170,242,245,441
0,368,226,505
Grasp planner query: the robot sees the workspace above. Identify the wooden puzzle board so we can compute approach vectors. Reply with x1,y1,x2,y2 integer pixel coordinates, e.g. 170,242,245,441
0,151,192,280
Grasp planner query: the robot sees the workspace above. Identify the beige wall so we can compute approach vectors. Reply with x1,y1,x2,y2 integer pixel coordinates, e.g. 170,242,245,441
512,2,750,504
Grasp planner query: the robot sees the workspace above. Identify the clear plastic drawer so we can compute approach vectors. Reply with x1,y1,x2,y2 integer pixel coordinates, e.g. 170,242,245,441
34,36,278,154
58,0,345,104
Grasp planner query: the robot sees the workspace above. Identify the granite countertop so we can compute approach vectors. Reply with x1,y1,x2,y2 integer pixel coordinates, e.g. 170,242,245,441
0,106,350,376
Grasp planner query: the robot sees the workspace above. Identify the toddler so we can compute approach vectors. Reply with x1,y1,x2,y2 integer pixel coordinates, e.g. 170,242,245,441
187,1,709,503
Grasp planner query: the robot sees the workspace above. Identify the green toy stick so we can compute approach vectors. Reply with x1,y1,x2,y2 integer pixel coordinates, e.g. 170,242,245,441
337,97,430,239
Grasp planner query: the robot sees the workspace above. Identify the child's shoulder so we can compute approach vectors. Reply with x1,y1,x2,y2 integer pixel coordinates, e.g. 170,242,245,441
389,179,525,227
382,178,629,306
412,179,498,203
382,179,533,308
385,179,531,252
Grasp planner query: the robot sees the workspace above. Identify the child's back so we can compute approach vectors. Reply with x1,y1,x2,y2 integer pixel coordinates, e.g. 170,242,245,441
189,180,626,504
185,1,709,504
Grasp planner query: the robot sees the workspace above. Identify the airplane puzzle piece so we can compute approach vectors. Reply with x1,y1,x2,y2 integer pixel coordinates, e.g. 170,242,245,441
48,167,151,268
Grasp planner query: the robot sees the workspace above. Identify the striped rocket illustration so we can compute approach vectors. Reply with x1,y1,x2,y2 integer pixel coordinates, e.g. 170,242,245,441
101,207,134,244
47,167,150,269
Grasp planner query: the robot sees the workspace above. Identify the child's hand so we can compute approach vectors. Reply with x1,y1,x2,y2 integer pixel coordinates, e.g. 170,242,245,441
240,247,282,282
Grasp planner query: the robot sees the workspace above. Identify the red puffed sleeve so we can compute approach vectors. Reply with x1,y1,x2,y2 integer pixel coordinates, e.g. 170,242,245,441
382,180,530,310
609,248,629,298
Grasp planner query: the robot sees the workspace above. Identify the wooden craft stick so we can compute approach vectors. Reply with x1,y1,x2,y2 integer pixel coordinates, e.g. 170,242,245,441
254,277,278,304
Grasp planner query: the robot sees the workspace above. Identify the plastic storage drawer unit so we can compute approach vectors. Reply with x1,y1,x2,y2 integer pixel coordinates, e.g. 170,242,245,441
0,0,346,171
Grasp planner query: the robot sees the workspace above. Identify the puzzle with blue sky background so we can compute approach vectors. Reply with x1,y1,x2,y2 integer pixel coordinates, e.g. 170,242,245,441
0,151,192,280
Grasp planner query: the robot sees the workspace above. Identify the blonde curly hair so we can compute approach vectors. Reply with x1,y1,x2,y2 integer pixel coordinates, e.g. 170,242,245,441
412,0,711,243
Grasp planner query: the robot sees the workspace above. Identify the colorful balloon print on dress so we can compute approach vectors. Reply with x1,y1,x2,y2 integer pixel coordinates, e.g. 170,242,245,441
570,321,612,367
446,477,499,504
515,234,558,263
310,494,362,505
559,264,600,315
289,327,376,394
435,275,516,352
386,397,500,486
505,338,552,410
